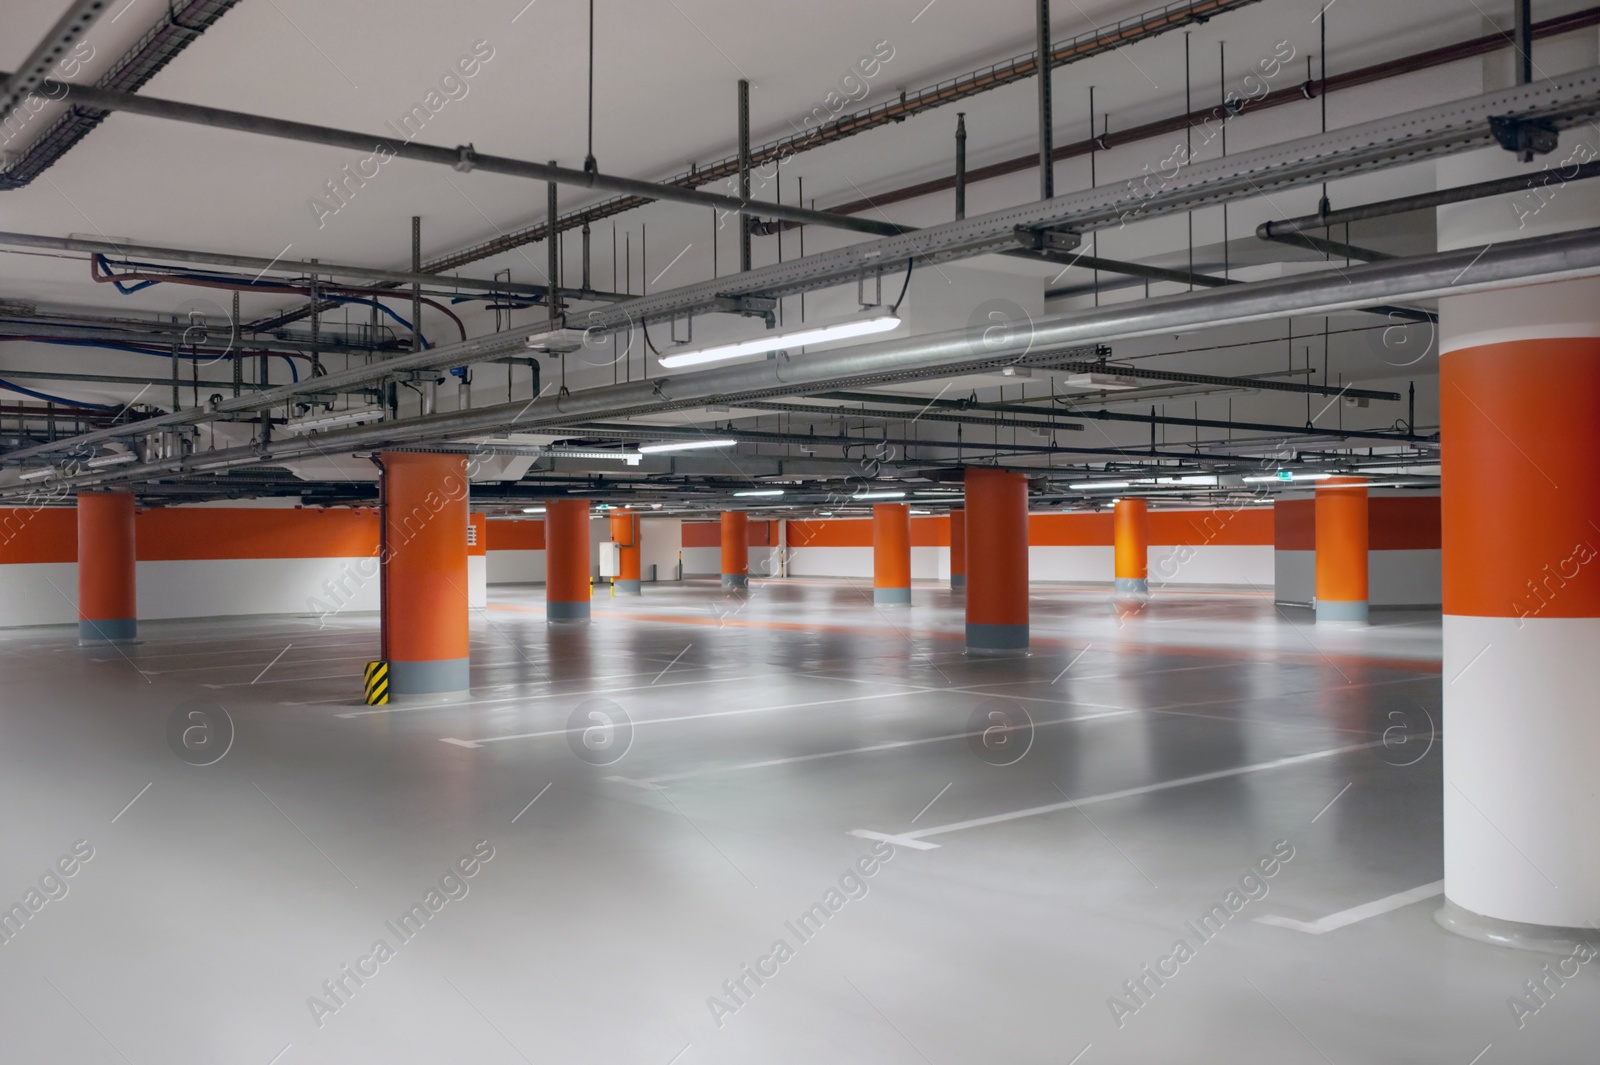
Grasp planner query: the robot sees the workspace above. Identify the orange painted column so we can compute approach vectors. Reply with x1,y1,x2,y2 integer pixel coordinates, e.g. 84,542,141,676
1113,498,1149,599
1438,285,1600,937
873,503,912,605
965,468,1028,652
379,452,470,695
77,492,136,643
610,510,642,594
1314,477,1369,624
546,499,593,621
950,508,967,591
721,511,749,589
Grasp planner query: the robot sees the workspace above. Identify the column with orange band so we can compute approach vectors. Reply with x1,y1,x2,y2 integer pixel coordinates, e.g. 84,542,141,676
1434,144,1600,941
721,511,748,589
965,468,1028,652
873,503,912,605
546,499,593,621
1113,498,1149,599
1314,477,1369,624
379,453,470,695
77,492,137,643
949,508,967,591
610,510,642,595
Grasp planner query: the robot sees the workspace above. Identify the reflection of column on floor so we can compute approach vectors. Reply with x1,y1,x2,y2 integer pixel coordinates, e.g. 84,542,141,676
873,503,911,605
77,491,137,644
379,452,469,696
1315,478,1369,625
610,510,642,595
964,468,1028,653
546,499,592,623
721,511,749,590
950,507,966,591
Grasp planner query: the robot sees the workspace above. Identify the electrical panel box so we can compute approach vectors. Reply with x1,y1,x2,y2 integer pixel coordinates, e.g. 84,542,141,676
598,541,621,578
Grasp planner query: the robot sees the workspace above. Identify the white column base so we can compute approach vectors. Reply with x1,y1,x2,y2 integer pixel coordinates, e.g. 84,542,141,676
1444,615,1600,929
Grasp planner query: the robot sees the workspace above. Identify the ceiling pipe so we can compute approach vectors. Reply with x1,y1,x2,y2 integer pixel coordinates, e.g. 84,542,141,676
1260,158,1600,237
0,0,111,128
804,5,1600,223
0,1,244,190
422,0,1260,274
0,229,575,299
14,223,1599,491
2,73,908,239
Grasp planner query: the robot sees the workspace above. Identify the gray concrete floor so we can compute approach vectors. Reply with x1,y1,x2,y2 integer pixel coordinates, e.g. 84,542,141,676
0,579,1588,1064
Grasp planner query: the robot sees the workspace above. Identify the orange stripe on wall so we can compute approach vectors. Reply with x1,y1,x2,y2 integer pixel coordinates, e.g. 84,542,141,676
1275,499,1316,551
487,520,545,551
138,507,379,561
1029,512,1114,546
0,507,77,564
1369,497,1442,550
911,516,950,547
786,519,873,548
682,522,720,548
1149,508,1273,547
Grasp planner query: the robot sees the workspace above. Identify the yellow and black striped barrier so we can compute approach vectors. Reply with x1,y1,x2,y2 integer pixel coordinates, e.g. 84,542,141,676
363,661,389,705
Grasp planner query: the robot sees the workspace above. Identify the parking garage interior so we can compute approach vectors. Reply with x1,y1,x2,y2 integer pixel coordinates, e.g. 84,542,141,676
1,1,1598,1062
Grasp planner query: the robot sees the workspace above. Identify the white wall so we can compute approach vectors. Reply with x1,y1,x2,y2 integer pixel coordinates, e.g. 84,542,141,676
0,564,78,627
468,555,487,608
1371,550,1444,607
638,517,682,581
1150,546,1275,589
138,558,381,620
1275,551,1315,606
487,550,545,584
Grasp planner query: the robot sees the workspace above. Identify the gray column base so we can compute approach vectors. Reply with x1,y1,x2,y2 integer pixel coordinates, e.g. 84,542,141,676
1114,578,1149,598
1316,599,1369,624
547,600,591,623
721,574,748,589
874,587,911,606
966,622,1029,654
1435,899,1598,955
950,574,966,590
79,618,136,643
613,580,642,595
388,658,470,696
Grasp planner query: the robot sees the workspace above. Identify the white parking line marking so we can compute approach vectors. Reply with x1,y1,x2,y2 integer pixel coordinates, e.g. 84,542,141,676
441,689,938,748
1255,880,1445,935
849,741,1383,849
604,709,1138,787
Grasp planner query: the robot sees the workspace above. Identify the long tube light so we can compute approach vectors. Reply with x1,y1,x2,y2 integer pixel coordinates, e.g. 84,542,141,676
853,490,907,500
1069,481,1131,490
1240,472,1335,483
657,314,901,369
734,489,785,497
86,452,138,469
637,439,737,454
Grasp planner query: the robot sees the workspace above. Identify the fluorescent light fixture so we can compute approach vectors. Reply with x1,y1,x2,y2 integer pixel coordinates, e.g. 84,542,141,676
1064,372,1140,391
656,314,901,369
545,448,644,465
1069,481,1131,490
1240,472,1335,483
17,468,56,481
914,489,963,496
637,439,737,454
734,489,785,497
852,490,907,500
285,406,383,434
86,452,137,469
910,509,933,515
522,507,546,514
